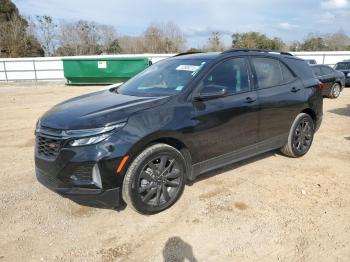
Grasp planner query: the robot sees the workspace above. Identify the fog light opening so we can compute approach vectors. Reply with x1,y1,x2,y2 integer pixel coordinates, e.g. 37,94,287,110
92,164,102,189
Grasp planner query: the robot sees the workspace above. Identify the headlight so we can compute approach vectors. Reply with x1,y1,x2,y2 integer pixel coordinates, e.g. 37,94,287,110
35,119,41,133
347,73,350,77
68,122,126,147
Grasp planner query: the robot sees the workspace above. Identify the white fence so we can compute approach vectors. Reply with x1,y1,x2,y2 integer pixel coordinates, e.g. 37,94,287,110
1,52,350,82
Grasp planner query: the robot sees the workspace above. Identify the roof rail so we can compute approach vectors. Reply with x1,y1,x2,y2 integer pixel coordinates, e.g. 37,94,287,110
174,51,203,57
222,48,293,56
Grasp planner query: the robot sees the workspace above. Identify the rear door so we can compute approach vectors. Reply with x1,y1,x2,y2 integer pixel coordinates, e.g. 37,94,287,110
190,57,259,162
251,56,304,144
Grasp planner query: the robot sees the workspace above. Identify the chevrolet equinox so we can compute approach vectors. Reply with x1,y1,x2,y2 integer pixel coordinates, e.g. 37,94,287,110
35,49,323,214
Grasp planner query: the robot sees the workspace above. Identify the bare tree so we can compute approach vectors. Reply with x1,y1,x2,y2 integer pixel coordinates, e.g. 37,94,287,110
161,22,186,53
204,32,225,52
29,15,58,56
118,36,145,54
56,20,119,56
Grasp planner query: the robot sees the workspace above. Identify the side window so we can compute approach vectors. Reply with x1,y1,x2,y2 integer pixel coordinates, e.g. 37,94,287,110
252,57,283,89
280,62,295,82
311,66,323,77
203,58,250,95
321,66,333,75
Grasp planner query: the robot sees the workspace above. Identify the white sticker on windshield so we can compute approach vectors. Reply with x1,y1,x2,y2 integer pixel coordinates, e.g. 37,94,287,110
175,86,184,91
176,65,200,72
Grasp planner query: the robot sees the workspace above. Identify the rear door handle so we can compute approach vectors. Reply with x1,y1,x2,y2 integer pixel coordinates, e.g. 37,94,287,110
291,87,301,93
245,97,256,103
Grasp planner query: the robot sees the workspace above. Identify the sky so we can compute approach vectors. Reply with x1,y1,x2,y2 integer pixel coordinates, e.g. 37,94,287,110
13,0,350,47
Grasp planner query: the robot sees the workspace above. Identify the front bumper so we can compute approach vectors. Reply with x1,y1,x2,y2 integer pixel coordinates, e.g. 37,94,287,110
36,167,121,208
34,129,132,209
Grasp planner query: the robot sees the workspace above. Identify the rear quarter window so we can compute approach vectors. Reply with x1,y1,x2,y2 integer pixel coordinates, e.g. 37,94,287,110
251,57,295,89
284,58,314,79
311,66,323,77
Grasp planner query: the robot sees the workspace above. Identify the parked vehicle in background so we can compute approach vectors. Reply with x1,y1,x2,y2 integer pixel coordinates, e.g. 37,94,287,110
334,60,350,87
306,59,317,65
35,49,323,214
310,65,345,98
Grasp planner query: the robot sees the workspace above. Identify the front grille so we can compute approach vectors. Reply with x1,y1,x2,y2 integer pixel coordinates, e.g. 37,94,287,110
36,136,62,159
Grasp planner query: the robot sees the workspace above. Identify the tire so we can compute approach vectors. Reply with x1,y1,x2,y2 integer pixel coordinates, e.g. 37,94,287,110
122,143,186,214
329,83,341,99
280,113,315,158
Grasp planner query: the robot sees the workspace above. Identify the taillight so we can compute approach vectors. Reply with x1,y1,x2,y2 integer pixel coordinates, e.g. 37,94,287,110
318,81,324,91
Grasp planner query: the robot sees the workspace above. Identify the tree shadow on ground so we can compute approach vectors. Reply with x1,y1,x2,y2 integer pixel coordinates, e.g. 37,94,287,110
328,104,350,117
162,236,198,262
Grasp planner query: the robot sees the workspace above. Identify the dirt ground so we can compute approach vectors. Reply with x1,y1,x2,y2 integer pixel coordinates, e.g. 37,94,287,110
0,81,349,262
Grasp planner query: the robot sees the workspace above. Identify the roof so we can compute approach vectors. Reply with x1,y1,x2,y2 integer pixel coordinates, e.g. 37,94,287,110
172,49,298,61
171,52,220,60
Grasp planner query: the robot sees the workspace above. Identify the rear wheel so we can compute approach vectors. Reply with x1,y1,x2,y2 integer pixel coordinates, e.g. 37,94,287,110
280,113,315,158
329,83,341,98
122,144,186,214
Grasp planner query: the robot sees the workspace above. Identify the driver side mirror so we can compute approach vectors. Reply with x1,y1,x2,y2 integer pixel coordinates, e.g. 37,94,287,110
194,84,228,101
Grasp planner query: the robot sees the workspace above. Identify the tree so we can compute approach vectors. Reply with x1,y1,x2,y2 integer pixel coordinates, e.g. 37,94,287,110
324,30,350,51
141,22,186,53
118,36,145,54
0,0,43,57
30,15,58,56
232,32,285,50
299,35,327,51
104,39,122,54
204,32,225,52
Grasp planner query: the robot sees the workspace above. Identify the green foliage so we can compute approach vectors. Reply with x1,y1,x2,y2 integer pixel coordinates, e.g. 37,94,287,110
232,32,285,50
105,39,122,54
289,32,350,51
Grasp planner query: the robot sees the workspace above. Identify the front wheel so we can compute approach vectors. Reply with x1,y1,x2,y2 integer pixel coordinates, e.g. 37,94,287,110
280,113,315,158
122,143,186,214
329,83,341,98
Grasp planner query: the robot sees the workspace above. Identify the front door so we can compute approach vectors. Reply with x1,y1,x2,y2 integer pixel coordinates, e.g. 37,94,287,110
189,57,259,163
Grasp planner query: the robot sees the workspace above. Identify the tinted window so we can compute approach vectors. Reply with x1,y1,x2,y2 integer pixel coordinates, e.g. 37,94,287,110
285,58,314,79
252,57,283,89
311,66,323,77
280,62,295,82
334,62,350,70
321,66,333,75
203,58,250,94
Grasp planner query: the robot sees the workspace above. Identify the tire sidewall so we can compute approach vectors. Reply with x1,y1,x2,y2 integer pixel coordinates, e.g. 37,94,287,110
331,83,340,98
124,144,186,214
290,114,315,157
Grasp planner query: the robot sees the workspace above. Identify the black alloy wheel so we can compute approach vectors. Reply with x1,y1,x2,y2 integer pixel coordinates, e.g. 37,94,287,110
138,155,182,207
122,143,186,214
280,113,315,158
292,117,313,154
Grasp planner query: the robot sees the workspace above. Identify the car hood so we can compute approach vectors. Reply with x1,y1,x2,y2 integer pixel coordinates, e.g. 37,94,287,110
40,90,170,130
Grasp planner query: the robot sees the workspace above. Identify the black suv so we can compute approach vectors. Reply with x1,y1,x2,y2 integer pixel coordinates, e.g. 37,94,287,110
310,64,345,98
334,60,350,86
35,49,323,214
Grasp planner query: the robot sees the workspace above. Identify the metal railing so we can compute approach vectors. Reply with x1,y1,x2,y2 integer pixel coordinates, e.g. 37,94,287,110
1,52,350,82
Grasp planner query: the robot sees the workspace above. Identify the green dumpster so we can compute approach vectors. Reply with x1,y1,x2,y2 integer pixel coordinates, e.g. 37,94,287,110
62,57,150,85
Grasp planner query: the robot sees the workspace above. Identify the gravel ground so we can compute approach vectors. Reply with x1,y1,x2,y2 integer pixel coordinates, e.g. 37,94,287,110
0,82,349,262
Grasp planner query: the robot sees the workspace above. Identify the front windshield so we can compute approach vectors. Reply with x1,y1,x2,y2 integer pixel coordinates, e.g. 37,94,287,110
335,62,350,70
117,58,209,97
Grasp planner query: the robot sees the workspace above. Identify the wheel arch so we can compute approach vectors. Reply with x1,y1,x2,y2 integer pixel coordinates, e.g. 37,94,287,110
301,108,317,125
124,132,193,180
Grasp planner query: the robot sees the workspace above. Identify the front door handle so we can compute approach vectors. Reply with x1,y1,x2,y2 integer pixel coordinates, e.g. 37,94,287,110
291,87,301,93
245,97,256,103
